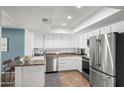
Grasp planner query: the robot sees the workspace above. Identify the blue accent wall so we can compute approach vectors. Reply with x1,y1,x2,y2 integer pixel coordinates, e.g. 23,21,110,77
1,28,25,71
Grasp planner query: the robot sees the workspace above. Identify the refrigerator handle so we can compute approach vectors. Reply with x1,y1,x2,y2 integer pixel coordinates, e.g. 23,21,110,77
96,39,98,66
98,38,101,67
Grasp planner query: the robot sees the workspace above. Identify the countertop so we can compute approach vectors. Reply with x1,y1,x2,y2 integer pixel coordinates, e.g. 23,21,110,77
15,57,46,67
46,53,83,57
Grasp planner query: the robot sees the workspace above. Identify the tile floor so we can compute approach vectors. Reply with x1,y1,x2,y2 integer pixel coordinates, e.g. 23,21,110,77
45,70,90,87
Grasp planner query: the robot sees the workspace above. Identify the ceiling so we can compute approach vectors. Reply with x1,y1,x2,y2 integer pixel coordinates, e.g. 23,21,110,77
0,6,124,34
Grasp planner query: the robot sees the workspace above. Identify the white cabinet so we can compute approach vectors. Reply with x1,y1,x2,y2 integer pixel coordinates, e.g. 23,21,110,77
15,67,22,86
58,56,82,72
34,34,79,48
44,35,54,48
42,34,63,48
53,35,62,48
70,36,79,48
15,65,45,87
34,34,43,48
62,35,70,48
62,35,79,48
25,31,34,56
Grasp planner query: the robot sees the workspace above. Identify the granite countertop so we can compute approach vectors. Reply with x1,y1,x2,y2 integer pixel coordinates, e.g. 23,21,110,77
15,59,46,67
46,53,83,57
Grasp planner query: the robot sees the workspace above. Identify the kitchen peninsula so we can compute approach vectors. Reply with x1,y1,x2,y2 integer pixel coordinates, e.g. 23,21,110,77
15,57,46,87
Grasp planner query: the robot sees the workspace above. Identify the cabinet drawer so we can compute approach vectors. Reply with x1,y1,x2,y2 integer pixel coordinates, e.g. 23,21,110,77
58,56,82,72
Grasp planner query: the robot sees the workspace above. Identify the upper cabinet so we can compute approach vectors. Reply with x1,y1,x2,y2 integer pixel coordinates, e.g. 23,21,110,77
53,35,62,48
34,34,79,48
44,35,54,48
62,35,71,48
79,34,87,48
25,31,34,56
70,36,79,48
34,34,43,48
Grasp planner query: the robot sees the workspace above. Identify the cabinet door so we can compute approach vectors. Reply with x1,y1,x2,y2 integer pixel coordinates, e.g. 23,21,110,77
58,57,82,72
79,34,87,48
44,35,54,48
22,66,45,87
62,35,70,48
15,67,22,87
70,36,79,48
53,35,62,48
34,34,43,48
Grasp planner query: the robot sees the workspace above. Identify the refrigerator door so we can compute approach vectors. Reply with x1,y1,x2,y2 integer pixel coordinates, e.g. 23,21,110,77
90,67,116,87
98,33,116,76
89,36,99,69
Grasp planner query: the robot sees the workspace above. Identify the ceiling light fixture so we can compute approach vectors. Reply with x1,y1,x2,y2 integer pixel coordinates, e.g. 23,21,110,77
62,23,66,26
67,16,72,20
76,6,82,9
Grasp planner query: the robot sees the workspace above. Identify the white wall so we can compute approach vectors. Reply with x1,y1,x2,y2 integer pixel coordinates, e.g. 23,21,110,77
111,20,124,33
25,30,34,56
34,34,79,49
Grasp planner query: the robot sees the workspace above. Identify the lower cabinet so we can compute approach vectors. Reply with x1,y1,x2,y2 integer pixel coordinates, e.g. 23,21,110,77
58,56,82,72
15,65,45,87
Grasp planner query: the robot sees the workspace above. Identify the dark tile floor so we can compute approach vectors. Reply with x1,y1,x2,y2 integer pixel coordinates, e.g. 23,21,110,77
45,72,63,87
45,70,90,87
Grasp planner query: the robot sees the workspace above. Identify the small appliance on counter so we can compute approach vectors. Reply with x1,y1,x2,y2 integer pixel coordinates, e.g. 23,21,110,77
75,48,85,55
34,48,46,56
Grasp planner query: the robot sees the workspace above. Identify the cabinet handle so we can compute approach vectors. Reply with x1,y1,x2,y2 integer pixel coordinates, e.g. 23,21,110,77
106,77,111,79
108,77,111,78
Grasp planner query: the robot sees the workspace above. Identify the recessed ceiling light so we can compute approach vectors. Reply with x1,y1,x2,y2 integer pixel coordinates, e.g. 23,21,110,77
62,23,66,26
76,6,82,9
67,16,72,20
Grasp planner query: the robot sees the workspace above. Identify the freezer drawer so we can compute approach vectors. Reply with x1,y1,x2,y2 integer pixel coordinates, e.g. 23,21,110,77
90,68,115,87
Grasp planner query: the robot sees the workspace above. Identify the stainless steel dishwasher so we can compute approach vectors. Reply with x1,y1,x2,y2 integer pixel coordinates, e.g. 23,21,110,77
46,56,58,72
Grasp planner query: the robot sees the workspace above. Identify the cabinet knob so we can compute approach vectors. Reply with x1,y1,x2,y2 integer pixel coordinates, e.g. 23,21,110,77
106,77,111,79
98,64,101,66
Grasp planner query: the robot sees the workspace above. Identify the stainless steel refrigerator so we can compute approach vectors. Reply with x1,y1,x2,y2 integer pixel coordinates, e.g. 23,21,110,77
89,32,124,87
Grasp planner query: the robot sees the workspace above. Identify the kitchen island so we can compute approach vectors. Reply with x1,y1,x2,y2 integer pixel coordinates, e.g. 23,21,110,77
15,57,46,87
